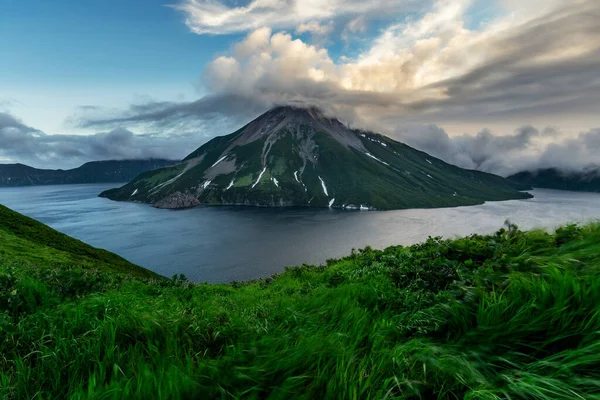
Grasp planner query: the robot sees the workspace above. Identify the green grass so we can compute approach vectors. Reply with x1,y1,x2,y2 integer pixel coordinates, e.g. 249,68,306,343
233,173,254,187
1,205,600,399
140,164,185,187
0,204,161,280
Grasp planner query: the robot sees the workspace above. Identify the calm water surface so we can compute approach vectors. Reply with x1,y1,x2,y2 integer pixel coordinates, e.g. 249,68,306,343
1,184,599,282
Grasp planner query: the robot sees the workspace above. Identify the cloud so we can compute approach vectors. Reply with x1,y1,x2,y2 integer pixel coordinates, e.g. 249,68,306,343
69,0,599,176
0,112,40,134
394,123,539,175
341,16,367,42
296,21,334,36
0,111,194,169
209,0,596,127
87,0,599,133
172,0,418,35
0,98,22,110
74,94,268,133
537,129,600,173
395,123,600,176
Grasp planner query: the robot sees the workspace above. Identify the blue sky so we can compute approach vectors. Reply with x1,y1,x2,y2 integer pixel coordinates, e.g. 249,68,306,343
1,0,234,84
1,0,242,132
1,0,599,173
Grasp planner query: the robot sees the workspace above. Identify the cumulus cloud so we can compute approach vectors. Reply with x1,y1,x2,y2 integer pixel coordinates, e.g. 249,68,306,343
71,0,600,176
86,0,600,132
0,112,193,169
395,123,600,176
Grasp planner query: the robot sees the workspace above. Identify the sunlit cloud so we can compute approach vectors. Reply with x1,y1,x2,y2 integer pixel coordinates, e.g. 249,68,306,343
73,0,600,174
172,0,420,34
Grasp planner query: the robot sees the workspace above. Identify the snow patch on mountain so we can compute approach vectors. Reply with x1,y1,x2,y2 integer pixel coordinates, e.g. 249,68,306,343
365,152,390,166
252,167,267,189
211,155,227,168
318,176,329,196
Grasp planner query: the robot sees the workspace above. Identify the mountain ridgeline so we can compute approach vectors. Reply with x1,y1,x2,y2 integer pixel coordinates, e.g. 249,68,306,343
0,159,177,187
100,106,531,210
508,168,600,192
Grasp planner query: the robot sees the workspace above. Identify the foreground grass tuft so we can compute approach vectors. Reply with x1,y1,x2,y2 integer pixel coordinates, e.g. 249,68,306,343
1,211,600,399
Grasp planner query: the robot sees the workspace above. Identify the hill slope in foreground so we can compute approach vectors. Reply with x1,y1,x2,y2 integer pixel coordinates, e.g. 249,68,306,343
101,106,530,210
2,205,600,399
0,204,160,280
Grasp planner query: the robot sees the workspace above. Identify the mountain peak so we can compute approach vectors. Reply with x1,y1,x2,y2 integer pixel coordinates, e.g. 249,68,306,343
103,107,531,210
262,104,342,128
181,104,365,156
267,104,332,120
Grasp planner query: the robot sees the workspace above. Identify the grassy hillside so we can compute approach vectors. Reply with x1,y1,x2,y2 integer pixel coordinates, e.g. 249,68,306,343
0,204,161,279
2,206,600,398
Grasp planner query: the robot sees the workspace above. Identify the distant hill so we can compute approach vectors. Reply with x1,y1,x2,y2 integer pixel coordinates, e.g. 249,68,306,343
101,106,531,210
0,159,177,187
508,168,600,192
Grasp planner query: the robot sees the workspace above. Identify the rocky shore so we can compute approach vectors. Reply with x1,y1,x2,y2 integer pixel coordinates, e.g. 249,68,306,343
152,192,200,209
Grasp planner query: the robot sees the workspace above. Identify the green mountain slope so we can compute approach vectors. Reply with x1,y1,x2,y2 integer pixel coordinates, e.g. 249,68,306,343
100,106,531,209
2,204,600,399
0,204,160,279
509,167,600,192
0,159,177,187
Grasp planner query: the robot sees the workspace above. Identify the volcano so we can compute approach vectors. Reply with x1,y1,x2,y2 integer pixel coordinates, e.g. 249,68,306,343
100,106,531,209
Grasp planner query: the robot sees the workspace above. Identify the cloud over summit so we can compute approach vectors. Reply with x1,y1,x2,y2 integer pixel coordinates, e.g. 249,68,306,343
76,0,600,176
204,0,599,126
86,0,599,135
8,0,600,175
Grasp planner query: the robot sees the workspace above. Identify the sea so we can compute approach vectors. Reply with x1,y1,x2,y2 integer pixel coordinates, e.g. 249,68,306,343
1,184,599,282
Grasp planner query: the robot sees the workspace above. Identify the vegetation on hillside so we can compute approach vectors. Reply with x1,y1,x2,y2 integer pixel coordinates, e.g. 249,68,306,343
101,106,531,210
0,204,160,279
0,159,177,187
1,205,599,399
509,168,600,192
